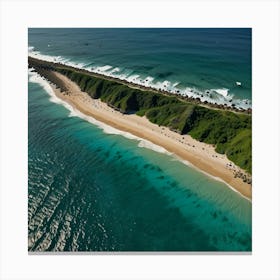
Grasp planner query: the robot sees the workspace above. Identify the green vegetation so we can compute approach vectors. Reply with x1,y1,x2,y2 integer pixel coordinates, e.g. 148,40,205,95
29,58,252,174
57,68,181,112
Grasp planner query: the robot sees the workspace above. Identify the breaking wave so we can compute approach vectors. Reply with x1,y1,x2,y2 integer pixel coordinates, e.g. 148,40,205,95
28,46,252,110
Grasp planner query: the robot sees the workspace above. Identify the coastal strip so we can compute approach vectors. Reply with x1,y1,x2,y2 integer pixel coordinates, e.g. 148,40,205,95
29,68,252,200
28,56,252,114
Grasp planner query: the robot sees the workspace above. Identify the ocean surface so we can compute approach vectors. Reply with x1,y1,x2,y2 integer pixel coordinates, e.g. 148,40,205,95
28,69,252,252
28,28,252,109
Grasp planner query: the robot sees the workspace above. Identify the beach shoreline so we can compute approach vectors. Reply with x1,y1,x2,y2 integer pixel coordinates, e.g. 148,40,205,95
42,71,252,200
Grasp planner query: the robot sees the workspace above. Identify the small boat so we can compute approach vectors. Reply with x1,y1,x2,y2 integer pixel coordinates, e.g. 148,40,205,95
236,81,242,86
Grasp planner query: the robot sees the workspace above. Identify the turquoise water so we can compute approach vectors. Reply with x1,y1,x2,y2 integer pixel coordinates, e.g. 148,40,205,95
28,73,252,251
28,28,251,109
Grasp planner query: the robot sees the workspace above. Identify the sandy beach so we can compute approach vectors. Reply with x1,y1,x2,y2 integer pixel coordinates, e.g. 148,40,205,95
49,71,252,200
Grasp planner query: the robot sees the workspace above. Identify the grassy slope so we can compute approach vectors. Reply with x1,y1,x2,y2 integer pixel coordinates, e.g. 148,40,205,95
37,64,252,174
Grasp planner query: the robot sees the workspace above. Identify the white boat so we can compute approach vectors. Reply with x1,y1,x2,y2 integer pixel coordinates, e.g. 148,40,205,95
236,81,242,86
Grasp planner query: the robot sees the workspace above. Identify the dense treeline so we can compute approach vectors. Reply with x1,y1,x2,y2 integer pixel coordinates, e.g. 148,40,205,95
29,58,252,174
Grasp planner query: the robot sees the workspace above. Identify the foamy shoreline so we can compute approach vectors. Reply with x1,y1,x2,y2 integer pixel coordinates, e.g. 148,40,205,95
29,69,252,200
28,52,252,111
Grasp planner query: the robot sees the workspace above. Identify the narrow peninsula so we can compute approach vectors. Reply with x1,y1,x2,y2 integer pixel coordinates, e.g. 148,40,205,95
28,56,252,199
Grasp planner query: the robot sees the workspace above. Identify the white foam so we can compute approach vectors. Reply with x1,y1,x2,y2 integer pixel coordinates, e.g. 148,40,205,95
28,48,252,109
28,69,73,111
126,74,140,82
171,155,191,166
111,67,120,73
212,88,229,98
96,65,113,72
67,107,127,137
28,50,86,70
138,140,172,155
144,76,154,83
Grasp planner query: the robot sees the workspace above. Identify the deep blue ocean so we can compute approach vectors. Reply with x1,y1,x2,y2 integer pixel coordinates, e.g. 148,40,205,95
28,29,252,252
28,28,251,109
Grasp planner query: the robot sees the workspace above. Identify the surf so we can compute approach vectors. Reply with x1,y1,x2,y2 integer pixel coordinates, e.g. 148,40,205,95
28,46,252,110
